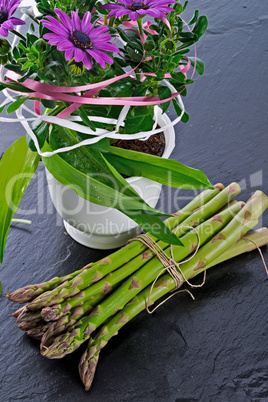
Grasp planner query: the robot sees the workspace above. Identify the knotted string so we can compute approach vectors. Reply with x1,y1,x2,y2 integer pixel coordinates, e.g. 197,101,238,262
132,226,206,314
244,237,268,277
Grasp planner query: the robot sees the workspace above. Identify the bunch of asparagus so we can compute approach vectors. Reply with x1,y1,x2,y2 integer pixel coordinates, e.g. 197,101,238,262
7,183,268,390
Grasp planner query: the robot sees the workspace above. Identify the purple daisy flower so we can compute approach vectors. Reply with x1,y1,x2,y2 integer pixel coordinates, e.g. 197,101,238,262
0,0,25,37
42,9,119,70
99,0,177,21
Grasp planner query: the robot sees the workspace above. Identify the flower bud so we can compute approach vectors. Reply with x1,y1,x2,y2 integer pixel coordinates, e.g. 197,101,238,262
68,59,85,75
34,39,46,53
0,39,11,55
160,39,177,55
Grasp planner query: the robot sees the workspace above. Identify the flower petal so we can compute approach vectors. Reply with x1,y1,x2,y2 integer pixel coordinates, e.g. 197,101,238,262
71,10,81,31
74,48,85,63
0,27,8,37
83,53,93,70
2,20,14,30
107,10,117,19
86,49,106,69
65,48,75,61
99,4,123,10
9,17,25,26
54,8,73,31
92,41,119,53
114,8,130,17
146,9,161,18
43,33,63,45
81,11,92,32
57,39,74,51
129,11,139,21
42,20,69,37
89,26,109,39
137,9,148,15
87,48,113,68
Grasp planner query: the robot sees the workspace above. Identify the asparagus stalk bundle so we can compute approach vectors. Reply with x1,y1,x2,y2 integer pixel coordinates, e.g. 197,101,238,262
41,197,243,357
7,184,268,392
40,184,239,323
11,187,223,334
41,188,266,359
9,185,223,310
79,227,268,390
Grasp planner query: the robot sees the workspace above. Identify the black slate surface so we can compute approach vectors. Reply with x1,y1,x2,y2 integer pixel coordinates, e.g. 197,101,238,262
1,1,268,401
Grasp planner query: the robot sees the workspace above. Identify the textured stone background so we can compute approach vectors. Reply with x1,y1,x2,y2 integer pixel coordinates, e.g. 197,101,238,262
0,1,268,401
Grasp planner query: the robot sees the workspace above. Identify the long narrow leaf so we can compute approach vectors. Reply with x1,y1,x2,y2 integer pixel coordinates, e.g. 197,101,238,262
42,142,182,246
106,147,213,190
0,136,40,262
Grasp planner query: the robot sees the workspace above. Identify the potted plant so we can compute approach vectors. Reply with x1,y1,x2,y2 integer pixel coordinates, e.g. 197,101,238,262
0,0,212,259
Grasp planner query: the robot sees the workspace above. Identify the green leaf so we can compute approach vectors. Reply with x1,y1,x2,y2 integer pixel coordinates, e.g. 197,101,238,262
0,80,34,93
0,98,12,113
44,128,182,245
189,10,199,25
158,86,172,114
41,99,56,109
126,46,143,62
0,137,40,262
158,85,172,101
179,32,196,39
12,47,20,60
170,71,186,83
48,124,148,201
6,98,28,114
188,57,205,75
4,63,22,74
181,111,190,123
161,100,170,114
90,137,111,153
129,106,152,117
76,106,97,131
27,119,49,152
192,16,208,40
106,146,213,190
125,114,153,134
21,60,34,70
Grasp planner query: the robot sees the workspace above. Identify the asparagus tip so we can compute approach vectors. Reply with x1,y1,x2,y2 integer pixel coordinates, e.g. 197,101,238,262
79,351,99,391
41,307,57,322
214,183,224,191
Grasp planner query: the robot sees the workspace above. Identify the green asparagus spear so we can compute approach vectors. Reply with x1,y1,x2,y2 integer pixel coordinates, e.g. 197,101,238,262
41,185,239,322
7,264,93,304
79,226,268,390
41,185,243,358
26,185,224,311
41,292,109,348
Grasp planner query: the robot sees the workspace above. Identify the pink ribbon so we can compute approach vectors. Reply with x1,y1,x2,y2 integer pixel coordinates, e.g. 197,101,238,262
4,15,194,120
4,66,181,118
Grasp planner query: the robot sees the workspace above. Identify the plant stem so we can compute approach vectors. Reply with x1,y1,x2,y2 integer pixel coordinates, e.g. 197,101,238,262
11,219,32,225
104,0,108,25
11,30,25,41
137,17,144,37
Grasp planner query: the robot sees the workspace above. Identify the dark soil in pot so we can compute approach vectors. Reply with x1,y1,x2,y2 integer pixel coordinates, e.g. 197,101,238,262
114,132,165,157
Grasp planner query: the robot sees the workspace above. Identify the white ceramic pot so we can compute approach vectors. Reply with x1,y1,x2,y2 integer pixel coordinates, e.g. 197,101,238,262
46,111,175,249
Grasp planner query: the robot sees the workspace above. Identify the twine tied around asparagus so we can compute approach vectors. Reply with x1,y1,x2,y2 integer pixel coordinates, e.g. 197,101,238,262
133,226,206,314
243,237,268,276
